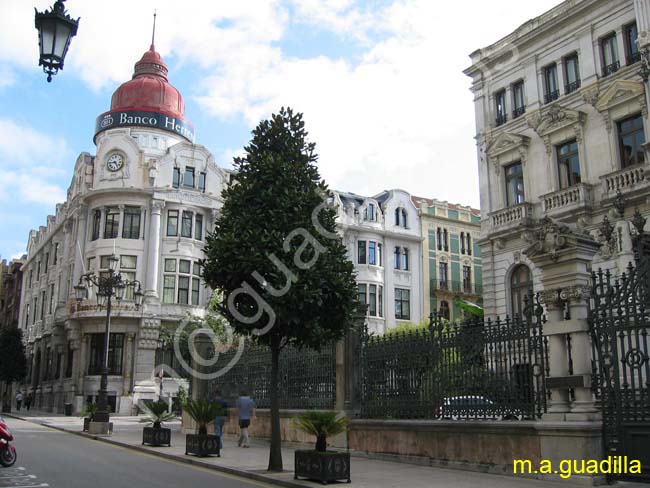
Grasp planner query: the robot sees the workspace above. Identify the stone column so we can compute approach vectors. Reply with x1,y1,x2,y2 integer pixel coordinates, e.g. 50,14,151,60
117,204,125,241
122,333,136,394
145,200,164,299
521,219,600,422
77,333,90,398
59,220,72,305
73,205,88,286
561,286,599,420
539,292,570,417
636,0,650,153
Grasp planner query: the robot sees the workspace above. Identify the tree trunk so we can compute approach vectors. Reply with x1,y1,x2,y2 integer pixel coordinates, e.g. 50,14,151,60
268,336,283,472
316,433,327,452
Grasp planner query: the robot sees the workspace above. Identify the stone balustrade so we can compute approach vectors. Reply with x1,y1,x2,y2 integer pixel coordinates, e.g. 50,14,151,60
489,203,534,232
601,164,647,196
542,183,591,215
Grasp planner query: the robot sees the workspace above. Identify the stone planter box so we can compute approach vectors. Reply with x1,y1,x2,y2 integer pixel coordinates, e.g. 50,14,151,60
185,434,220,457
294,450,351,484
142,427,171,447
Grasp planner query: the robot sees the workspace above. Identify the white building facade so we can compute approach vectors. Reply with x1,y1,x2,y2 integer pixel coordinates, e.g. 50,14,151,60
17,45,230,414
333,190,424,333
464,0,650,318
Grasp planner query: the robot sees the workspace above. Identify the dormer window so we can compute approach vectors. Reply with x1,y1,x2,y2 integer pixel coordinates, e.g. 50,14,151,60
365,203,375,221
183,167,195,189
394,207,407,227
173,168,180,189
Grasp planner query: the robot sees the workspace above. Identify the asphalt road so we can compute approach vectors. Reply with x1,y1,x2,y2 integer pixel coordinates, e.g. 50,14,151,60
1,417,275,488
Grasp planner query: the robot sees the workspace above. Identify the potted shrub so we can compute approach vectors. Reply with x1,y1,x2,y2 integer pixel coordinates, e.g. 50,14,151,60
140,400,176,447
80,403,97,432
183,399,223,457
293,411,351,484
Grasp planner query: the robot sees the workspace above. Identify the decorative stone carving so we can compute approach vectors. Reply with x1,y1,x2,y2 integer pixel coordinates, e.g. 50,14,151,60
494,238,506,250
139,318,161,349
580,82,600,107
150,199,165,213
559,285,591,302
526,104,586,139
486,133,530,173
593,80,646,131
521,217,590,261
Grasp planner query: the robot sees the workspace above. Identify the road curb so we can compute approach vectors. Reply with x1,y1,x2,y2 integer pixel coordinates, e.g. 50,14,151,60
4,414,310,488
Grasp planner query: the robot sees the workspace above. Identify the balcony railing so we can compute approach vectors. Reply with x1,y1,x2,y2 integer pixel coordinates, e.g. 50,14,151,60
565,80,581,94
512,106,526,119
431,279,483,295
542,183,591,215
601,164,648,196
495,114,508,127
603,61,620,77
490,203,534,232
544,90,560,104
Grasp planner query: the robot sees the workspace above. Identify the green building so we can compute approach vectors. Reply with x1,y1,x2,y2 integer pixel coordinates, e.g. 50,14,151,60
412,196,482,322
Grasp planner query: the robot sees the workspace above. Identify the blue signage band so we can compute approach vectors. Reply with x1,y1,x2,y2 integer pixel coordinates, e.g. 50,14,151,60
95,109,195,143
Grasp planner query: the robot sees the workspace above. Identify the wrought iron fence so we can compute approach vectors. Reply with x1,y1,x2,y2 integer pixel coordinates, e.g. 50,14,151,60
361,296,548,420
204,340,337,409
155,347,193,380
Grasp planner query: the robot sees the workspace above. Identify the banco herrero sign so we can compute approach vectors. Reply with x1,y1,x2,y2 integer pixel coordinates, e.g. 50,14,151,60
95,110,195,143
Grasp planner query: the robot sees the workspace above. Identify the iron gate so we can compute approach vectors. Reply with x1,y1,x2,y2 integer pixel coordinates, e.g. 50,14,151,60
590,256,650,482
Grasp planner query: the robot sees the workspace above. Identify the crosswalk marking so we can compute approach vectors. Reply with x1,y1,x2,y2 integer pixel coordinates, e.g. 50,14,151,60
0,467,48,487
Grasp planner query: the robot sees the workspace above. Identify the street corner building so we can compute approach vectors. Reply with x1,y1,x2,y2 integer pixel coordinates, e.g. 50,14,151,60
16,44,232,415
464,0,650,319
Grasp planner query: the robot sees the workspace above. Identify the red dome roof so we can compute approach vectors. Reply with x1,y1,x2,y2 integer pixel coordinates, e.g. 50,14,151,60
110,45,185,118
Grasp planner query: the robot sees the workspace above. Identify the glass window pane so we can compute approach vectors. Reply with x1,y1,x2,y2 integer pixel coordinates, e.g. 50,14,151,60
120,255,137,269
179,260,191,274
163,276,175,303
164,259,176,272
178,276,190,304
358,240,366,264
181,211,193,238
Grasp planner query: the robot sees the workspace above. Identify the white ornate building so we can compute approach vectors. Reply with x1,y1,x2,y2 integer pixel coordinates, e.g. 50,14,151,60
464,0,650,318
333,190,424,333
17,45,230,414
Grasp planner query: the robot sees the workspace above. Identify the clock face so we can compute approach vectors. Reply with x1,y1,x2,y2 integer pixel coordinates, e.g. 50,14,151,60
106,153,124,172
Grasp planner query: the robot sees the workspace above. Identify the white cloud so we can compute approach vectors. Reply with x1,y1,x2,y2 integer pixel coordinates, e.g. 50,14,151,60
0,0,562,209
0,118,69,167
4,172,65,206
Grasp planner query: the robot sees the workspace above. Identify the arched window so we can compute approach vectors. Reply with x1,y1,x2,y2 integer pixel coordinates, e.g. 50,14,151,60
401,208,407,227
510,264,532,317
394,208,400,225
439,300,450,320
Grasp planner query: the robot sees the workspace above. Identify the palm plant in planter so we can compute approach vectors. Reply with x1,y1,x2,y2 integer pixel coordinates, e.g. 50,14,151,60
80,403,98,432
140,400,176,447
293,411,351,484
183,399,223,457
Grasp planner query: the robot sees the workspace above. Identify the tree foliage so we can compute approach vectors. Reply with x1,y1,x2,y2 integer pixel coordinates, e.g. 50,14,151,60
202,107,358,349
0,327,27,384
202,107,359,470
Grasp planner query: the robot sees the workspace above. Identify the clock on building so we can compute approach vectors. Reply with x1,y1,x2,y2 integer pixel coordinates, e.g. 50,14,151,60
106,153,124,172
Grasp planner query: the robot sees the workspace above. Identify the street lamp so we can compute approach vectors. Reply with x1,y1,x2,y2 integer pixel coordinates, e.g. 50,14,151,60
34,0,80,82
74,254,144,426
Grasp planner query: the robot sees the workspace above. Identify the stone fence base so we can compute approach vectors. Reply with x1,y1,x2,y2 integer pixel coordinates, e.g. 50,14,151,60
181,409,347,448
349,419,605,485
181,410,604,484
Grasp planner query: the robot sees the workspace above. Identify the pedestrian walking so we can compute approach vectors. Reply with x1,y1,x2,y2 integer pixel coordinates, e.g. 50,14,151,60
24,392,32,411
236,390,256,448
15,391,23,411
212,390,228,450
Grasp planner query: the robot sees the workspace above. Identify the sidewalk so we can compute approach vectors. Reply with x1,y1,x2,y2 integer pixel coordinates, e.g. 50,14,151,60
3,410,642,488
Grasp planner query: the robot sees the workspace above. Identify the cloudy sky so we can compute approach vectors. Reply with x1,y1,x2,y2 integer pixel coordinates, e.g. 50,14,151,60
0,0,560,260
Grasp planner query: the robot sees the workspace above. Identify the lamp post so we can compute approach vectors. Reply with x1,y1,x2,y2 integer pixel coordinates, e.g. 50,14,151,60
34,0,80,82
74,254,144,425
